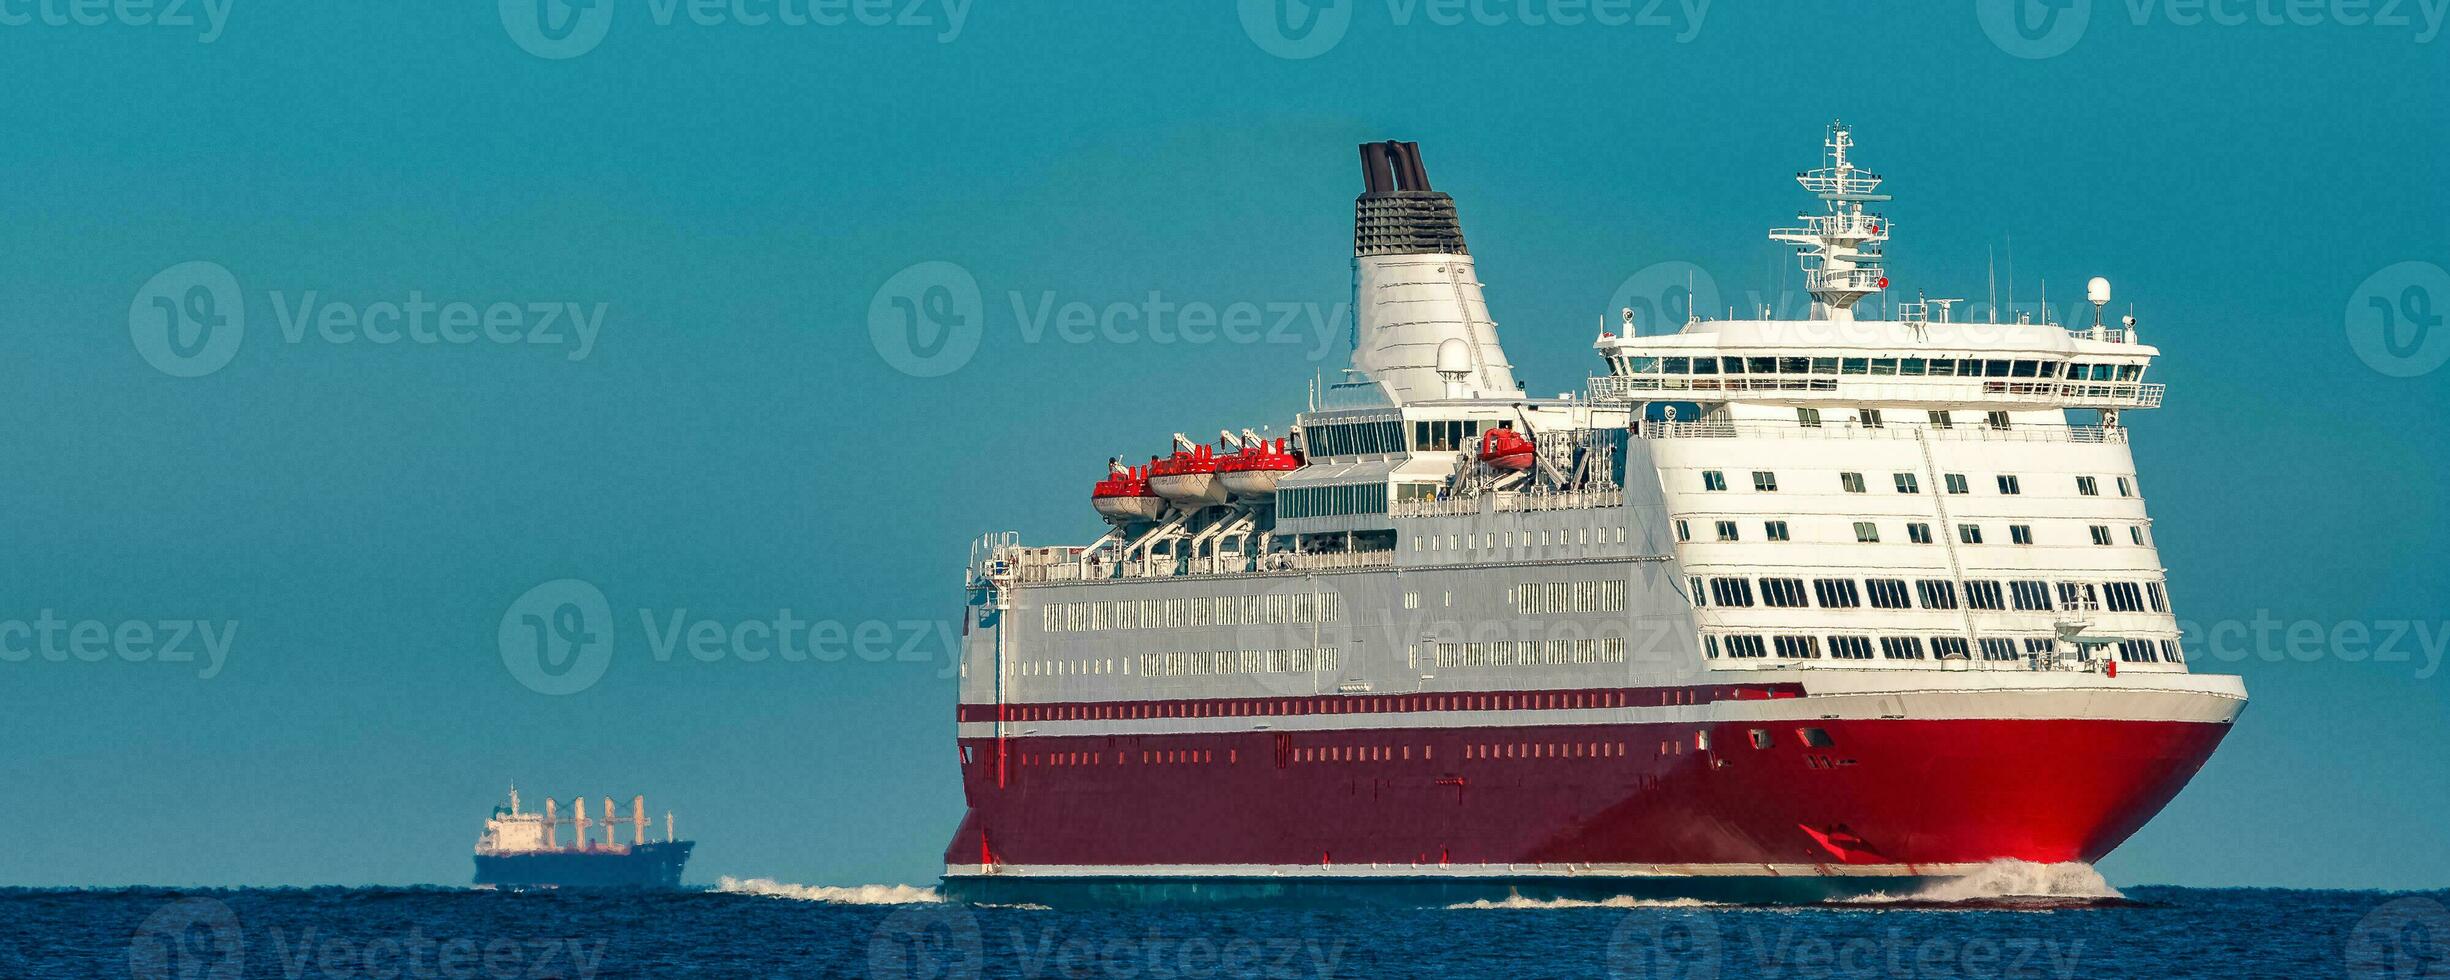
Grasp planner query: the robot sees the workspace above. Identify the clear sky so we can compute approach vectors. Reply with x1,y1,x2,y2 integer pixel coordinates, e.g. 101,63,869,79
0,1,2443,890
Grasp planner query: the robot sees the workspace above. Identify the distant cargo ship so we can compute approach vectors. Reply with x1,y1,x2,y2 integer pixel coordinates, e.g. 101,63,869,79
472,787,693,890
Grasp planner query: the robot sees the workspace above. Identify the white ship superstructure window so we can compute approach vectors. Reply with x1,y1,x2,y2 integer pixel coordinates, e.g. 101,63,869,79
1510,579,1628,615
1138,647,1339,678
1675,520,1691,542
1987,411,2012,430
2011,581,2051,610
1764,520,1791,542
1958,524,1984,545
2162,639,2185,663
1813,579,1862,608
1907,523,1933,544
1966,581,2006,610
2147,582,2169,612
1979,638,2019,660
2105,582,2147,613
2089,525,2114,546
1828,636,1875,660
2077,476,2100,496
1773,636,1823,659
1841,472,1866,493
1928,410,1953,430
1042,592,1342,633
1702,470,1728,491
1860,409,1884,428
1916,580,1960,610
1880,636,1926,660
1797,408,1822,427
2131,526,2149,546
1931,637,1971,660
2115,640,2161,663
1894,473,1920,494
2118,477,2135,497
1708,578,1756,607
2010,525,2034,545
1413,419,1483,451
1866,579,1911,609
1753,471,1779,491
1945,474,1970,494
2058,582,2101,611
1724,636,1768,659
1761,578,1809,608
1426,637,1628,669
1997,475,2022,495
1854,522,1881,543
1715,520,1739,542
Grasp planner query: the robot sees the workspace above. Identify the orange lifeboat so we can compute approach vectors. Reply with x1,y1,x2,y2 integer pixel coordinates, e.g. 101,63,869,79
1478,427,1536,472
1147,446,1228,507
1091,464,1166,522
1217,438,1303,498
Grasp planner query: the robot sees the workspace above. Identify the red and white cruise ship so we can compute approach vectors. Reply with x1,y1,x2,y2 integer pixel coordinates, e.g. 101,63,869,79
941,125,2245,906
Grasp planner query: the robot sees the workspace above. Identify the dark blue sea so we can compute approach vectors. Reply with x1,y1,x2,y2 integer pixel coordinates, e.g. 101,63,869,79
6,872,2445,979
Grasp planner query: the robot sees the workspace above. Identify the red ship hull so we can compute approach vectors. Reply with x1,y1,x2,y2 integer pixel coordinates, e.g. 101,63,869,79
940,701,2231,904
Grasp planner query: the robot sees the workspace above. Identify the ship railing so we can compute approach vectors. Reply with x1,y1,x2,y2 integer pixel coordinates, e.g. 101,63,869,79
1005,547,1395,584
1635,420,2125,444
1390,489,1626,519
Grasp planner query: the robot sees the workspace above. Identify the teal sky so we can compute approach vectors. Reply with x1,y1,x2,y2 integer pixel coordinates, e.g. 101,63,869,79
0,2,2444,890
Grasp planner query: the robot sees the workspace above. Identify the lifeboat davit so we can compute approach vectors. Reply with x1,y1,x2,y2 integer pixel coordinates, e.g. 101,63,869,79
1478,427,1536,472
1091,464,1166,522
1148,446,1229,507
1217,438,1303,498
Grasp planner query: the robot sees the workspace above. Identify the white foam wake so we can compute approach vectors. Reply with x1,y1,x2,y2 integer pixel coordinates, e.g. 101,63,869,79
1844,860,2124,904
1446,895,1723,910
715,876,944,905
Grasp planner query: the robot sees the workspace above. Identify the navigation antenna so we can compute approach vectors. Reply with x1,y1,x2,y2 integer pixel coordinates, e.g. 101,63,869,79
1768,121,1892,323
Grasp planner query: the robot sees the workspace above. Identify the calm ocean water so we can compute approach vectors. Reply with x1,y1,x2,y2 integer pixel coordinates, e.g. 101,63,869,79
6,867,2445,979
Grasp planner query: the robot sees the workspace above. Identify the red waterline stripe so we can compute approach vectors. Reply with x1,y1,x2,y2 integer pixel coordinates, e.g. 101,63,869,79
955,683,1806,725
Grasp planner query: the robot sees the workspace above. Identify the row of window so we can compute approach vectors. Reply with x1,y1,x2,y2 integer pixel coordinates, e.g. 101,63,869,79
1693,576,2169,614
1620,354,2144,381
1280,481,1392,519
1417,638,1630,670
984,688,1688,724
1040,593,1342,633
1706,632,2183,663
1683,517,2150,548
1704,468,2136,498
1510,579,1630,615
1413,526,1627,552
1137,647,1340,678
1302,419,1406,457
